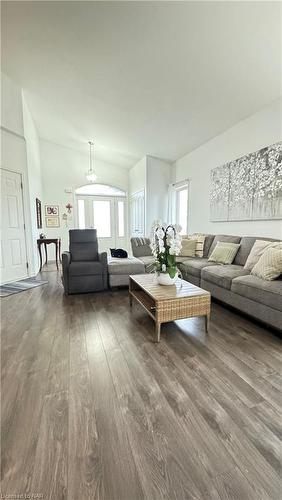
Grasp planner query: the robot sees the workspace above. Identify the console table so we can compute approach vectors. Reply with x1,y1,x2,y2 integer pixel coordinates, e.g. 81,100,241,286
37,238,61,270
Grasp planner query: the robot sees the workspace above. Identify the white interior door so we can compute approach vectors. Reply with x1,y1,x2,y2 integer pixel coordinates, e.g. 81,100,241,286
76,195,127,253
0,169,28,284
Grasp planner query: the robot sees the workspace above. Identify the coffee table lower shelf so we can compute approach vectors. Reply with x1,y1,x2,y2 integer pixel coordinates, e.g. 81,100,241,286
129,275,211,342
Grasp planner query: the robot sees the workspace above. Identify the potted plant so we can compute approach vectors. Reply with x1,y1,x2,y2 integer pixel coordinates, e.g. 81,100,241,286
150,221,182,285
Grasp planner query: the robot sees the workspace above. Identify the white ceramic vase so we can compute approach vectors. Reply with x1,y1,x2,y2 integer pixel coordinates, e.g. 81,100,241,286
157,273,178,286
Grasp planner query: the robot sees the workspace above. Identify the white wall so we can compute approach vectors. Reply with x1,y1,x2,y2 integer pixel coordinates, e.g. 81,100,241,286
22,94,43,274
173,98,282,239
146,156,171,235
129,157,146,195
1,72,24,135
40,139,129,255
129,155,172,236
1,72,40,277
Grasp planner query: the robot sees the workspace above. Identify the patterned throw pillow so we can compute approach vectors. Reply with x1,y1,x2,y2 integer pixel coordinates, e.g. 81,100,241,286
244,240,282,271
251,247,282,281
208,242,240,265
188,234,206,258
180,239,197,257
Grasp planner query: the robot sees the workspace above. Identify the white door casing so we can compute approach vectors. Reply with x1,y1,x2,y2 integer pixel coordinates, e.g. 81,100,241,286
130,189,145,237
76,195,128,253
0,168,28,283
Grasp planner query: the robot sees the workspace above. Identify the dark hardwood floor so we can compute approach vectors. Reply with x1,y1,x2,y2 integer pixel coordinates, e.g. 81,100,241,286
1,264,281,499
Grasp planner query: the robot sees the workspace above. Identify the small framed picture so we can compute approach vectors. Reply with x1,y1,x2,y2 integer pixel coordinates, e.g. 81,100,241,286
45,216,60,228
36,198,42,229
45,205,59,216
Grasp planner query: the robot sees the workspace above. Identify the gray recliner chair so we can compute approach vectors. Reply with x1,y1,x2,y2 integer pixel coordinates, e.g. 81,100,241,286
62,229,108,294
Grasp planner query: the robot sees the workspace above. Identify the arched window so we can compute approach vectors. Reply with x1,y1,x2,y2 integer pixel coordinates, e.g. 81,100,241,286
75,183,126,197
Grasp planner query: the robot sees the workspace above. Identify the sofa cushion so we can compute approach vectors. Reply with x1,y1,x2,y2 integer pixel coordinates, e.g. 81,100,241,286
231,275,282,312
201,265,250,290
208,235,241,257
203,234,215,257
108,257,145,275
131,238,152,257
138,255,155,272
176,256,192,264
69,229,99,261
69,261,103,276
179,258,217,278
233,237,258,266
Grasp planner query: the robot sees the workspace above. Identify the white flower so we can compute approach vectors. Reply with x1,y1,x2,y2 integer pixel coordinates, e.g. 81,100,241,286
174,224,182,234
159,246,165,253
151,220,162,231
174,240,182,250
167,226,176,236
162,264,166,272
150,242,158,257
156,228,165,239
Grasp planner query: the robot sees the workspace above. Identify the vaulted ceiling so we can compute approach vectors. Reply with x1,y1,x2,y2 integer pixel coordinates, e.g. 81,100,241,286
2,1,281,167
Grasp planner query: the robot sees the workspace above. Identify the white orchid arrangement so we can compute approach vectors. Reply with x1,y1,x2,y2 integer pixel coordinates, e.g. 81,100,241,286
150,221,182,278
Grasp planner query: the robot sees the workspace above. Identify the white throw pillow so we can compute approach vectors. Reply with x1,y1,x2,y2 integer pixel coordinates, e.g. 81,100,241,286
188,234,206,258
244,240,282,271
251,247,282,281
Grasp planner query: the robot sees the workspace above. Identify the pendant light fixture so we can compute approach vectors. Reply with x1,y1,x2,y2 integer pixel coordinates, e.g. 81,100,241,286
85,140,97,183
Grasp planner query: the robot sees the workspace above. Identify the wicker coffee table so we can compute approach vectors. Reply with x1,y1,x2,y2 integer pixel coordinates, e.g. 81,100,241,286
129,274,211,342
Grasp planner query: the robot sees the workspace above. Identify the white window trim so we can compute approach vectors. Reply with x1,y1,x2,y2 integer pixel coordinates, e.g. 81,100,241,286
174,180,189,234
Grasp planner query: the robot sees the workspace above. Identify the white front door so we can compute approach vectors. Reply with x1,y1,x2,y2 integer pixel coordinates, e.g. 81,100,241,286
0,169,28,284
76,195,127,253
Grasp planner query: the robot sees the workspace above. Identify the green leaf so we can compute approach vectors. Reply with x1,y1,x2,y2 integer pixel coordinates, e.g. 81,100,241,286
167,266,177,278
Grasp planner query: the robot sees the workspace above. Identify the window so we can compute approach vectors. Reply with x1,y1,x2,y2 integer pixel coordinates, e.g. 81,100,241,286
76,184,126,197
176,184,188,234
93,200,111,237
118,201,125,237
78,199,85,229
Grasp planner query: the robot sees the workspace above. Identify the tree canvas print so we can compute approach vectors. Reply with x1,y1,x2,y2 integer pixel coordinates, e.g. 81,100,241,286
228,153,255,221
210,164,230,221
210,141,282,221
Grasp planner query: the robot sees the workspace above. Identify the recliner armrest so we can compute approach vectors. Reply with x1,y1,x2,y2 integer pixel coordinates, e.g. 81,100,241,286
98,251,108,267
98,252,108,289
62,251,71,268
62,251,71,294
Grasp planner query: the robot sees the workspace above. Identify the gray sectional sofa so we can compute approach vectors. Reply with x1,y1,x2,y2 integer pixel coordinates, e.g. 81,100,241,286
131,235,282,331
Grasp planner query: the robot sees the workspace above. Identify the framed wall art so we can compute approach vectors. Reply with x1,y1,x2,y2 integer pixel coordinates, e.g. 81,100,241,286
45,216,60,228
45,204,59,216
36,198,42,228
